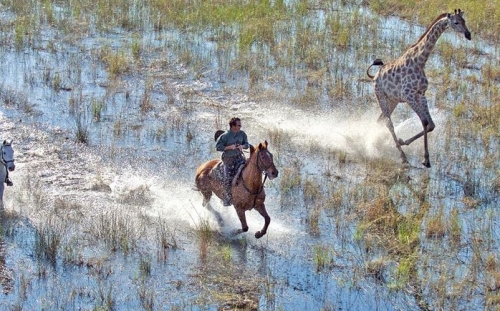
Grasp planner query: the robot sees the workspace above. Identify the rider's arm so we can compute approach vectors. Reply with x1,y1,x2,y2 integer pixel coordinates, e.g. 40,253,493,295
240,132,249,149
216,134,227,152
216,134,237,151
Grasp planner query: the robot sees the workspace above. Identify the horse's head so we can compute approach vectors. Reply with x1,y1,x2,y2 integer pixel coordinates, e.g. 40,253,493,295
1,140,15,172
255,141,278,180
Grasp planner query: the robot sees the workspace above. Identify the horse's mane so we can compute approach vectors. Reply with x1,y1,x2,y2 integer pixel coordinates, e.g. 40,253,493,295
409,13,448,49
244,144,256,166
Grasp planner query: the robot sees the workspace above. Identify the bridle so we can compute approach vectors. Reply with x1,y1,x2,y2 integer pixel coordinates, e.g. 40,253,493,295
1,143,14,168
241,149,275,203
255,149,274,174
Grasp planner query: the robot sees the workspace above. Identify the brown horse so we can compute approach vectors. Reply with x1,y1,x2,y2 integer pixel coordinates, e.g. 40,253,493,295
195,141,278,239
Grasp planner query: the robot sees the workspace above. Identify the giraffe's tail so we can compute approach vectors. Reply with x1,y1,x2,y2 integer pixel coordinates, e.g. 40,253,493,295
366,59,384,79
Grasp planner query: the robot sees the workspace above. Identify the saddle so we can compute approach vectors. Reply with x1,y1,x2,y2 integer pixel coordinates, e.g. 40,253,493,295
212,161,246,186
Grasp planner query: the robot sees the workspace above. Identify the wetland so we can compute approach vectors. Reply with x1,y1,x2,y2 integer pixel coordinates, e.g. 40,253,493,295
0,0,499,310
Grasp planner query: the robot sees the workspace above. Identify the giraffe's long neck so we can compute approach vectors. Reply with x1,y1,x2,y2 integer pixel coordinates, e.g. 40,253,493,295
407,17,449,67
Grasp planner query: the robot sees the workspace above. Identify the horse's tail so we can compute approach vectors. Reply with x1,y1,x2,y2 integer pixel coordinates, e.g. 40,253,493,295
194,159,220,191
366,58,384,80
194,165,205,191
214,130,224,142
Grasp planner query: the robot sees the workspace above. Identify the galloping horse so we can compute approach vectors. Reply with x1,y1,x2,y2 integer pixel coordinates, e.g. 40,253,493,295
195,141,278,239
0,140,15,210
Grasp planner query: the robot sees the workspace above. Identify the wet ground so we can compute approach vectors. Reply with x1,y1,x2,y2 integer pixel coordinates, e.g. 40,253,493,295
0,2,499,311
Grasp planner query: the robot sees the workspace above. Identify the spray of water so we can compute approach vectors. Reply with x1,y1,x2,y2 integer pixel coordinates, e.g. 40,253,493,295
249,102,448,162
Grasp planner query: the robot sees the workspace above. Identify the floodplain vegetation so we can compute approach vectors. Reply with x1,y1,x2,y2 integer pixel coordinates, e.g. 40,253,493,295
0,0,499,310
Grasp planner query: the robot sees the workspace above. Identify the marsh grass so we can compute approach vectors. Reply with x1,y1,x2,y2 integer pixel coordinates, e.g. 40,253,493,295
313,245,334,272
140,78,154,113
131,36,141,60
138,255,152,277
92,209,137,253
91,98,105,122
279,160,302,196
1,0,500,309
138,280,155,311
99,47,131,79
366,257,389,283
198,243,262,311
19,172,45,211
196,218,214,262
74,110,89,144
0,87,34,114
267,127,290,155
35,218,62,268
425,211,446,239
155,217,178,262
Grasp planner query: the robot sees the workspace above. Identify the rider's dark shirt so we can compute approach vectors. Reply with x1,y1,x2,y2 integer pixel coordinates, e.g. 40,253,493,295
216,130,249,158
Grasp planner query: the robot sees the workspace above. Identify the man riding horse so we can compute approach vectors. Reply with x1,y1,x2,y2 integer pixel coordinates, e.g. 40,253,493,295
215,117,249,206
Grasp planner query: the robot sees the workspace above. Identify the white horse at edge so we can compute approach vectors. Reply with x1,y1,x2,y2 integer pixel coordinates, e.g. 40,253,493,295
0,140,15,210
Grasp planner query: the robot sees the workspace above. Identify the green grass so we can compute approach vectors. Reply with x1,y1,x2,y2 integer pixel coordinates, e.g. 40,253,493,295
313,245,334,272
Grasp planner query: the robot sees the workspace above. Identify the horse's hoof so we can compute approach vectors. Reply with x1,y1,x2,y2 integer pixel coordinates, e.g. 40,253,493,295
398,138,406,146
255,231,266,239
422,161,431,168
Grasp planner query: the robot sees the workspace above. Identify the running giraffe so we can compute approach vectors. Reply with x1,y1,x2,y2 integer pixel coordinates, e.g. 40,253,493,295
367,9,471,167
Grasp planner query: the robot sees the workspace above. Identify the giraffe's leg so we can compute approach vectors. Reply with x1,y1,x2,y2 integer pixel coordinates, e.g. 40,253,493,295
422,122,430,168
399,116,435,146
376,94,408,164
384,116,408,164
404,95,435,167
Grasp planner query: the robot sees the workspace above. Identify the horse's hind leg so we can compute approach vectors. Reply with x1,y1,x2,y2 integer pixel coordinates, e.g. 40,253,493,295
201,191,212,207
254,204,270,239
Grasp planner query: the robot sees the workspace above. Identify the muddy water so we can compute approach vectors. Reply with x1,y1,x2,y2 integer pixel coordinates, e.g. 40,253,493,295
0,3,498,311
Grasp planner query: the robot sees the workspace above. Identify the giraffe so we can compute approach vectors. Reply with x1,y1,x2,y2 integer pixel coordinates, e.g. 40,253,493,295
367,9,471,168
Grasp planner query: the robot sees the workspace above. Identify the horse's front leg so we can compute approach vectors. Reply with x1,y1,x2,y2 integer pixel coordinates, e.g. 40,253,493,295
0,184,4,211
234,206,249,235
254,204,270,239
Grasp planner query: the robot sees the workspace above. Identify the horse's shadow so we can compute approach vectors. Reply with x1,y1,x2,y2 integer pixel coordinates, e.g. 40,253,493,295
204,203,253,239
205,202,225,228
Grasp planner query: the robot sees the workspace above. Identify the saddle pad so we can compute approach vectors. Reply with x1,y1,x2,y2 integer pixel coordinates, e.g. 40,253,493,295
212,161,225,183
210,161,245,185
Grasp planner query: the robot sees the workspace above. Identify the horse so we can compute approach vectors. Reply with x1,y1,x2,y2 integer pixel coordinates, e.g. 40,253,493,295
195,141,278,239
0,140,15,210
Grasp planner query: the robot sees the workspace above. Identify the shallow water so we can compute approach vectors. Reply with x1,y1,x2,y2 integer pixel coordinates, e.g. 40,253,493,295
0,2,498,311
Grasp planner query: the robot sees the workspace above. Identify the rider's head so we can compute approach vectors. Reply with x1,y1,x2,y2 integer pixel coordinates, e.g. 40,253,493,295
229,117,242,129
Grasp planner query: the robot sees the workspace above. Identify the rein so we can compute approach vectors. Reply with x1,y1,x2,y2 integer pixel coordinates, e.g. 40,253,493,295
240,149,271,207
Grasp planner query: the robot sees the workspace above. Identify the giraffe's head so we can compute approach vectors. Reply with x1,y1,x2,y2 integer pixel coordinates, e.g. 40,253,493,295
447,9,471,40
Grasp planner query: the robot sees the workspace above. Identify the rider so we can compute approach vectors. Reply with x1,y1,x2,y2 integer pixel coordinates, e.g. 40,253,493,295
216,117,249,206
